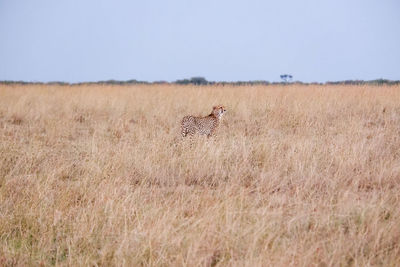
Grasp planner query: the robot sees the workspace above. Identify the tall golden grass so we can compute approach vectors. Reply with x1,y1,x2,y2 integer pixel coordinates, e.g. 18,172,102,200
0,83,399,266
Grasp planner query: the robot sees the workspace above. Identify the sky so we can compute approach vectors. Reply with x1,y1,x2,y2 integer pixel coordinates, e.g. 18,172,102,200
0,0,399,83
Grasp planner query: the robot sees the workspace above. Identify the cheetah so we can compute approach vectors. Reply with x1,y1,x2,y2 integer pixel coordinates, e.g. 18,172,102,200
181,105,227,138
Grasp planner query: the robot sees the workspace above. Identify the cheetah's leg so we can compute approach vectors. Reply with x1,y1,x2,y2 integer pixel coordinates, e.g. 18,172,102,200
181,127,188,137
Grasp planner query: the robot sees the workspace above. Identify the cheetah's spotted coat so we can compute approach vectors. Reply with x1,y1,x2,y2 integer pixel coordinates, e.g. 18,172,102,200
181,105,227,137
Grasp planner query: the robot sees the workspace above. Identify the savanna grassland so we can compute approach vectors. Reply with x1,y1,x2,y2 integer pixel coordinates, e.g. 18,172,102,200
0,83,400,266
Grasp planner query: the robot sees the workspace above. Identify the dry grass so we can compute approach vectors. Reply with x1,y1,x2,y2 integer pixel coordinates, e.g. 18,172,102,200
0,83,400,266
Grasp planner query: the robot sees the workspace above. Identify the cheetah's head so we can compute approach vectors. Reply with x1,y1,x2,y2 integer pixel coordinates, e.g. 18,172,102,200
212,105,227,119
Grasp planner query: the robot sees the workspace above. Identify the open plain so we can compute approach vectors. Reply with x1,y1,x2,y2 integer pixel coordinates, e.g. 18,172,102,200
0,84,399,266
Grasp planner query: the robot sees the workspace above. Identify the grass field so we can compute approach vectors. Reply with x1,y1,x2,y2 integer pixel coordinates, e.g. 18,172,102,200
0,83,400,266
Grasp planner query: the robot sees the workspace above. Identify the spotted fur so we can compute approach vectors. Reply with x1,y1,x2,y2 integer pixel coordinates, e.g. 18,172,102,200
181,105,227,137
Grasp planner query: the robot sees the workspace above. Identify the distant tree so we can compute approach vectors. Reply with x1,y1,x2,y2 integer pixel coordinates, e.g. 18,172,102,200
126,79,139,84
175,79,191,85
280,74,293,83
175,77,209,85
190,77,208,85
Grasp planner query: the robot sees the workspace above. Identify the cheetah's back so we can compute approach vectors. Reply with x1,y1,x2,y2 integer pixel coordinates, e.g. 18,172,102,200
181,115,218,137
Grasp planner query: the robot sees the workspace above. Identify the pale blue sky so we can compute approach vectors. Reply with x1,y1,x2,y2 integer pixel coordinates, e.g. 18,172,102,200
0,0,399,83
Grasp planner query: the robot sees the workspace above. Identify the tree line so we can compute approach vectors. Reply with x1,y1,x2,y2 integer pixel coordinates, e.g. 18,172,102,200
1,77,399,86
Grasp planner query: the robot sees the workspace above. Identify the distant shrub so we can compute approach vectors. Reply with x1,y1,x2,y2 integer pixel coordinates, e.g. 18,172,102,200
175,77,209,85
190,77,208,85
175,79,191,85
326,79,400,86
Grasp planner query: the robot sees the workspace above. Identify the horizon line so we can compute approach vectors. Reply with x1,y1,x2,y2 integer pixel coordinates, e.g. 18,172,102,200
1,77,400,85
